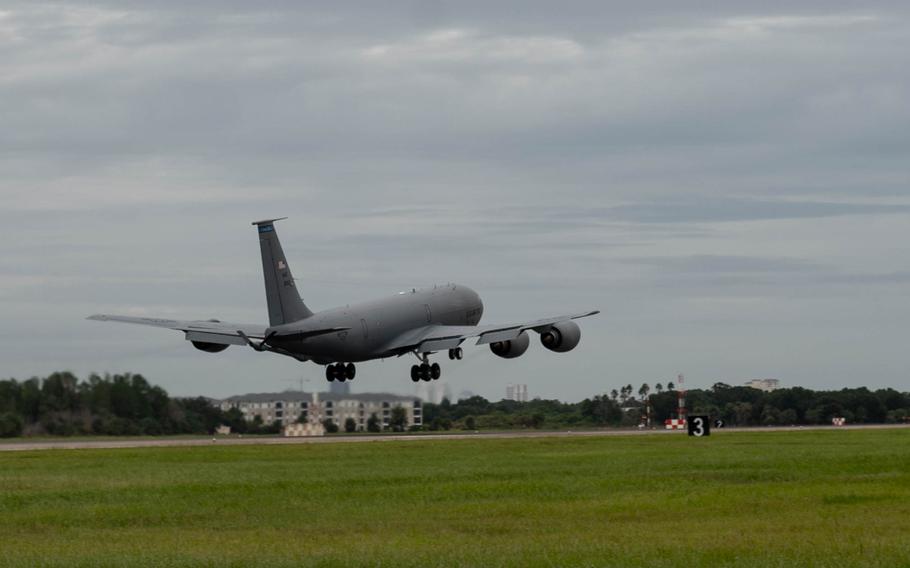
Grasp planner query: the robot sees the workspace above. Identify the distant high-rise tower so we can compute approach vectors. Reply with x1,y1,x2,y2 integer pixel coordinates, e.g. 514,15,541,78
328,381,350,396
415,381,450,404
505,383,528,402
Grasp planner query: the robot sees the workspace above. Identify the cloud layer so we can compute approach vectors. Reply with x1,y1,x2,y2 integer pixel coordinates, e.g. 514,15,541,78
1,2,908,399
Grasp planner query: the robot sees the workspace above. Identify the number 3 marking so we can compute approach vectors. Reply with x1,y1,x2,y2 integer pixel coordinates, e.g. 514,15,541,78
692,417,704,436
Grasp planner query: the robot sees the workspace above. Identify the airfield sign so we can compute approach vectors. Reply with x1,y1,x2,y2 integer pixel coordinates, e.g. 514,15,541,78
687,415,710,437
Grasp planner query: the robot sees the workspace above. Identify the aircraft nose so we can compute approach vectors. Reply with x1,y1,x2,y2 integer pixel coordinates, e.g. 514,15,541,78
460,285,483,323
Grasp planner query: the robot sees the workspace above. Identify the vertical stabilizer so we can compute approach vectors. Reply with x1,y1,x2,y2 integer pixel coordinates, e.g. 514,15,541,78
252,218,313,326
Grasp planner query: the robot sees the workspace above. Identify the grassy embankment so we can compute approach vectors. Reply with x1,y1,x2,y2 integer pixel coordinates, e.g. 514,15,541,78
1,428,908,567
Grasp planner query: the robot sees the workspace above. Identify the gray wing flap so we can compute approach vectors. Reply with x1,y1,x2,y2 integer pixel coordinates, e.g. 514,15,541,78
184,330,249,346
87,314,183,329
385,310,600,353
88,314,267,341
419,337,467,352
475,328,523,345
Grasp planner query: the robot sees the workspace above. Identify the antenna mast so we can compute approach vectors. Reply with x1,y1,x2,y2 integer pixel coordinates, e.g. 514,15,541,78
677,373,687,422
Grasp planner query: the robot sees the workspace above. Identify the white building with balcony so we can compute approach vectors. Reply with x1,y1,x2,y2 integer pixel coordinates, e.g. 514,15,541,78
217,391,422,430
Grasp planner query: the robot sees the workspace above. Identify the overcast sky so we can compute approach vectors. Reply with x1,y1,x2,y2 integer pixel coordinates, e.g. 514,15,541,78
1,1,908,401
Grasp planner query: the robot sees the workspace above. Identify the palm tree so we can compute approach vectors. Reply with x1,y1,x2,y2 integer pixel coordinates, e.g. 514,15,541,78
667,381,675,391
655,382,664,394
638,383,650,400
610,389,619,401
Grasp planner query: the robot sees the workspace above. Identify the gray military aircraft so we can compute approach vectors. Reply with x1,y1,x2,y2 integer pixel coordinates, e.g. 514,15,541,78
89,218,599,383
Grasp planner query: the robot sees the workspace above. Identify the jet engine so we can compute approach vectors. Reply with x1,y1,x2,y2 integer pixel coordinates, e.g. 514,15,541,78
539,320,581,353
489,331,530,359
191,341,229,353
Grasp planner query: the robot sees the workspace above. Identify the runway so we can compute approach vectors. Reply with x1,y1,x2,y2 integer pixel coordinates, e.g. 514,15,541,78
1,423,905,452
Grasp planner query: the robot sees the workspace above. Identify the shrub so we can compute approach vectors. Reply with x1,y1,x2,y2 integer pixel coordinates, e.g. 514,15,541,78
0,412,24,438
367,413,381,433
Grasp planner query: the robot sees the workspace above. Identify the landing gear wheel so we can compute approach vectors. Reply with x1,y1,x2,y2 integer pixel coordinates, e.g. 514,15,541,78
410,365,420,382
330,364,346,382
430,362,441,380
325,365,335,382
454,347,463,360
420,363,431,382
344,363,356,381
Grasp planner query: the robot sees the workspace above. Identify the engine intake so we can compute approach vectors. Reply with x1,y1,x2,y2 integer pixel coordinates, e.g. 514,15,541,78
540,320,581,353
191,341,229,353
489,331,530,359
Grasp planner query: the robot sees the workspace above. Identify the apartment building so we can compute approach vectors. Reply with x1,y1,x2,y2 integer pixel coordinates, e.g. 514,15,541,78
217,391,422,430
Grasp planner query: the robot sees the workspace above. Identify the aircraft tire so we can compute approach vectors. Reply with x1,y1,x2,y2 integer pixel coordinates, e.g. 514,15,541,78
420,363,431,381
410,365,420,382
431,363,441,380
454,347,463,360
325,365,335,382
345,363,356,381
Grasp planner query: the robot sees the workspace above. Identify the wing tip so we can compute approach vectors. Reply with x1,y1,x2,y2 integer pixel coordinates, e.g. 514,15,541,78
87,314,108,321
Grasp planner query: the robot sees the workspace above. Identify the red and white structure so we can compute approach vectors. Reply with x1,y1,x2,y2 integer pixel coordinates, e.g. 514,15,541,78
677,373,687,422
665,418,687,430
832,417,846,426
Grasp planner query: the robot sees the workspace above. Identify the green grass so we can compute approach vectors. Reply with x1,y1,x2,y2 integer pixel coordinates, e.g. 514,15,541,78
1,429,909,567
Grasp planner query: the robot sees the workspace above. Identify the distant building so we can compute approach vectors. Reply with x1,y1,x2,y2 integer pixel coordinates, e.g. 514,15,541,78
328,381,350,396
505,383,528,402
217,391,422,430
457,390,477,401
415,381,451,404
744,378,780,392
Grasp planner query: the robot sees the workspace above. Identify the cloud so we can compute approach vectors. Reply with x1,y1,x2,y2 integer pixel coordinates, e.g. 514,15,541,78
1,1,909,397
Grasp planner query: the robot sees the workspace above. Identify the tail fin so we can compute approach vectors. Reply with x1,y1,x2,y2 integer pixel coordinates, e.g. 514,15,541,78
252,218,313,326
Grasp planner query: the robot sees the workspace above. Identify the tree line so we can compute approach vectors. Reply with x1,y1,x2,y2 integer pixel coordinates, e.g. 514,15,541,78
0,372,270,438
0,371,436,438
1,372,908,437
422,382,910,430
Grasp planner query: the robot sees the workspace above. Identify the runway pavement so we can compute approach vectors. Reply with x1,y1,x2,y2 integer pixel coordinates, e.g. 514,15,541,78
1,423,905,452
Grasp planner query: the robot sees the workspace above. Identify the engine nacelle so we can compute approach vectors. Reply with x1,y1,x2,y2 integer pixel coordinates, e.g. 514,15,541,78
540,320,581,353
191,341,229,353
489,331,530,359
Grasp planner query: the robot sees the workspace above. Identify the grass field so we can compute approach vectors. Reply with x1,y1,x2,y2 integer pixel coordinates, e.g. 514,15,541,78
1,429,908,567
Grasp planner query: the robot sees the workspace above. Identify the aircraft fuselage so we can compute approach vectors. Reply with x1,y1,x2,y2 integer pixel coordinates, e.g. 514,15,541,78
267,284,483,364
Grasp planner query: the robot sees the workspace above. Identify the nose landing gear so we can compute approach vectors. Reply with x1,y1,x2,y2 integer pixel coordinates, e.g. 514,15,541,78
325,363,356,382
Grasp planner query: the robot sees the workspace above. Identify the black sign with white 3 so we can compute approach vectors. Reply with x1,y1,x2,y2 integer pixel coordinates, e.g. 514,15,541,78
687,415,711,437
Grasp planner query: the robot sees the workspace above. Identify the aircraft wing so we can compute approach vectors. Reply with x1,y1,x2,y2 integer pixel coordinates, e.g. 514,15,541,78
87,314,268,346
383,310,600,354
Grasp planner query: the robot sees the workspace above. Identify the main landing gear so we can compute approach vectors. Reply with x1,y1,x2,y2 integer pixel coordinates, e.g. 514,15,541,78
409,348,461,382
326,363,356,382
411,362,441,382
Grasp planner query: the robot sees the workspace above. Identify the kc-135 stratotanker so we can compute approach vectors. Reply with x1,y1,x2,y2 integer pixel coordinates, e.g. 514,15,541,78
89,218,599,383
